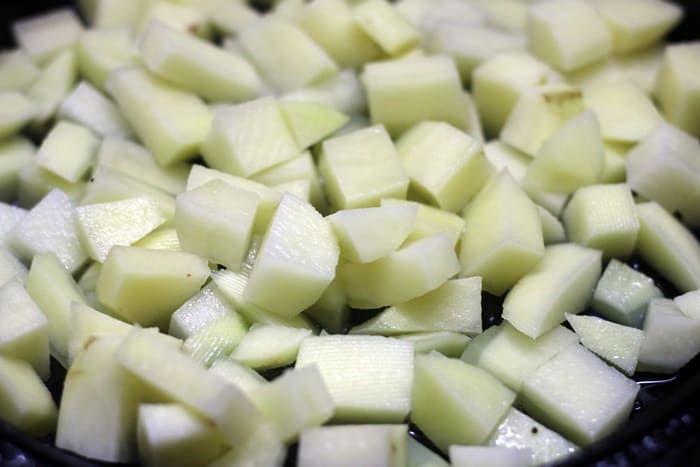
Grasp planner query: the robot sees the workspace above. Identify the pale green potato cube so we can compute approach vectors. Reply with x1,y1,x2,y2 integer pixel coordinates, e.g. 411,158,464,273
305,274,348,334
525,111,605,194
592,259,662,327
637,298,700,373
139,20,262,103
353,0,420,56
397,121,493,213
584,80,661,143
327,204,417,263
0,49,40,91
25,252,86,366
183,313,248,367
207,427,285,467
67,301,131,365
203,0,260,37
397,332,470,358
412,353,515,452
449,446,531,467
59,81,132,138
407,436,449,467
412,0,485,35
202,97,300,178
590,0,682,54
107,68,212,166
500,84,584,156
137,404,225,467
279,100,349,150
77,27,136,91
36,121,99,184
187,165,282,234
297,0,384,68
12,8,83,65
0,203,34,244
298,424,407,467
563,184,639,259
244,193,339,317
17,161,86,208
461,323,578,393
469,0,527,32
282,69,367,115
473,52,561,137
209,358,267,401
674,289,700,320
567,313,643,376
25,49,77,125
230,324,312,370
351,277,482,336
168,284,233,340
537,205,566,245
81,166,176,227
654,42,700,137
75,197,166,263
503,243,602,339
0,279,49,380
521,344,639,446
380,198,465,248
428,23,525,85
176,180,258,270
9,189,87,273
77,0,146,29
361,55,470,137
601,141,630,184
252,151,327,213
273,179,312,203
0,356,56,437
57,335,144,462
77,261,100,307
95,137,188,197
459,170,544,296
239,17,338,93
319,125,408,210
134,228,182,252
296,335,414,422
0,247,27,287
97,246,209,330
626,122,700,228
615,46,664,95
254,366,334,443
211,269,316,330
137,2,212,39
340,232,460,309
0,92,36,140
635,201,700,293
487,408,579,465
0,137,35,202
116,328,264,447
527,0,611,72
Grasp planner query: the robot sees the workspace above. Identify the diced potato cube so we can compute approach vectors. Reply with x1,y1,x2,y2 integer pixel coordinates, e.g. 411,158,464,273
12,8,83,65
654,42,700,137
449,446,531,467
59,81,133,138
353,0,421,56
77,27,136,91
36,121,99,183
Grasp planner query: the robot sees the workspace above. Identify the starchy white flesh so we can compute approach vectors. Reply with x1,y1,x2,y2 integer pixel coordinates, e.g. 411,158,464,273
59,81,132,138
562,184,639,259
503,243,601,339
449,446,531,467
0,247,27,286
592,259,662,327
296,335,414,423
137,403,225,467
0,203,27,246
0,49,39,91
637,298,700,373
0,356,57,437
26,48,77,125
67,301,131,365
26,252,86,366
351,277,482,336
209,358,267,402
397,121,493,213
12,8,83,65
521,345,639,446
0,92,37,139
380,198,465,248
412,353,515,452
319,125,408,210
487,408,579,465
168,284,233,340
654,43,700,137
459,170,544,296
97,246,210,330
566,313,643,376
139,20,262,103
361,55,470,137
527,0,611,72
75,197,166,263
0,279,49,380
77,27,135,91
397,332,470,358
340,232,460,309
230,324,312,370
0,138,35,203
538,205,566,244
353,0,420,56
406,436,450,467
327,204,416,263
244,193,339,317
183,312,248,367
279,101,348,152
461,323,578,393
297,424,407,467
137,2,212,39
674,289,700,320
